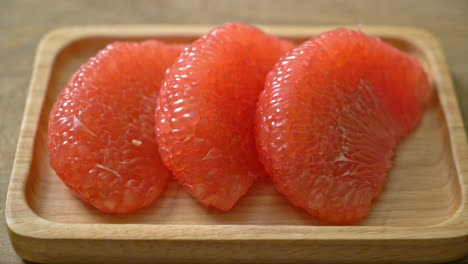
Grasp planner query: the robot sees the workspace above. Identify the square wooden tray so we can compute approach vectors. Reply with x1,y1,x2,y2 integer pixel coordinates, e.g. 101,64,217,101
6,25,468,263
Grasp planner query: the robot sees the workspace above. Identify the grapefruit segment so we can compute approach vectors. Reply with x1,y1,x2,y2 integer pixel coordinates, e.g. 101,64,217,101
155,23,295,211
256,28,431,223
48,40,183,213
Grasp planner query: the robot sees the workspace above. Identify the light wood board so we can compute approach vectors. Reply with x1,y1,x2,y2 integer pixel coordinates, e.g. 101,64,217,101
5,25,468,263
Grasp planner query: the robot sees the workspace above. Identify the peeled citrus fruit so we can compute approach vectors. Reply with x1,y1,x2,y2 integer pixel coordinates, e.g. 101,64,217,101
48,40,182,213
256,28,431,223
155,23,295,211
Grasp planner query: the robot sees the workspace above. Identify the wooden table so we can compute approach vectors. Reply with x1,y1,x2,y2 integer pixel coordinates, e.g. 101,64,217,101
1,0,467,263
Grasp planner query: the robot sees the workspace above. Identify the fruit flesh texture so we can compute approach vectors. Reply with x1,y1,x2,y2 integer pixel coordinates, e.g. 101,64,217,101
256,29,431,223
48,41,182,213
155,23,295,211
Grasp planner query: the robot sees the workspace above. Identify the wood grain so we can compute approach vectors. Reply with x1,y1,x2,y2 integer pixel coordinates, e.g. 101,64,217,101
4,25,468,264
1,1,468,263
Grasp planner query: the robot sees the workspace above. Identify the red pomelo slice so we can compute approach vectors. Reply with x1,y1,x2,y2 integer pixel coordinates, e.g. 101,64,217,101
155,23,295,211
256,28,431,223
48,41,183,213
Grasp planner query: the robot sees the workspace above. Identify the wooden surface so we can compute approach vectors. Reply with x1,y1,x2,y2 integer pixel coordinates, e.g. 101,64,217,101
5,25,468,263
1,1,468,263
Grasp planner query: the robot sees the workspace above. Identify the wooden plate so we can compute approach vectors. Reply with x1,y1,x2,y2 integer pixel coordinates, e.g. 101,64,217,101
6,25,468,263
